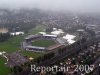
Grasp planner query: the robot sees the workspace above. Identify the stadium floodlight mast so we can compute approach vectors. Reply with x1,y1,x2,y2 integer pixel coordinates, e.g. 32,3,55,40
76,29,85,50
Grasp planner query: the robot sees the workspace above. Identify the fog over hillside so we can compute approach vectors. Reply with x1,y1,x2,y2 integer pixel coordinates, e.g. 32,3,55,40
0,0,100,13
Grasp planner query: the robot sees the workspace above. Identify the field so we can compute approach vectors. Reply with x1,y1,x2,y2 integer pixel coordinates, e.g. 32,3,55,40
21,51,44,58
0,35,24,53
0,36,24,75
32,39,56,47
29,25,46,34
0,35,45,75
0,25,47,75
0,57,10,75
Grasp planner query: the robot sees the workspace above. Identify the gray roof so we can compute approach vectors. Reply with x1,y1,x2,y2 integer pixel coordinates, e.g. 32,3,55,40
26,45,45,50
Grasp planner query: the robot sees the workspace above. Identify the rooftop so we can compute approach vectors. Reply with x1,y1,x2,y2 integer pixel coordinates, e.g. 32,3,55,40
63,34,76,44
51,29,64,35
26,45,46,50
43,34,57,37
47,44,63,51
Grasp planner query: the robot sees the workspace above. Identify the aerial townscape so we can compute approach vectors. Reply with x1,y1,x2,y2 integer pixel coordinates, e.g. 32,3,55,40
0,0,100,75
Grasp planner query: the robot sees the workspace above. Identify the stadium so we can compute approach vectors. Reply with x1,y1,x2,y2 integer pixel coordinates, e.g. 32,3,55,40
22,34,62,52
22,28,76,52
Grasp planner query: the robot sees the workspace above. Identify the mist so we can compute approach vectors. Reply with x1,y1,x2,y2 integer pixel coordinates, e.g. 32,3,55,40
0,0,100,13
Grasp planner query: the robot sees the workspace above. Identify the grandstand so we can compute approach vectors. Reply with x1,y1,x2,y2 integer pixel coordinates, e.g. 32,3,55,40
25,34,41,42
56,37,67,45
43,34,57,39
47,44,64,51
25,46,46,52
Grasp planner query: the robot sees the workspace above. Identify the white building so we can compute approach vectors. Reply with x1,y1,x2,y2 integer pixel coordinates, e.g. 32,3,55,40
63,34,76,44
10,31,24,36
51,28,64,36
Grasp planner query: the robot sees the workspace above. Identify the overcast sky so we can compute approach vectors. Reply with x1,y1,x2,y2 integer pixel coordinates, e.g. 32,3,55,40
0,0,100,13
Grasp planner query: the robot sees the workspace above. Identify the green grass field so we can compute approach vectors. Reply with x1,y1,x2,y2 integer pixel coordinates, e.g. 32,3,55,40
0,36,24,75
32,39,56,47
0,25,47,75
0,24,47,52
0,35,44,75
0,35,24,53
0,57,10,75
21,51,44,59
29,25,46,34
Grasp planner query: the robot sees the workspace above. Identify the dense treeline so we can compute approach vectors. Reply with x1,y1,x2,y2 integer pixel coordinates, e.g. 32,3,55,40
0,32,10,42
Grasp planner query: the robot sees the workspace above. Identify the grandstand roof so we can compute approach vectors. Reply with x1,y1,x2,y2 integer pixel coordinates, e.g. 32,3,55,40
39,32,46,35
56,38,66,44
26,45,46,50
43,34,57,37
